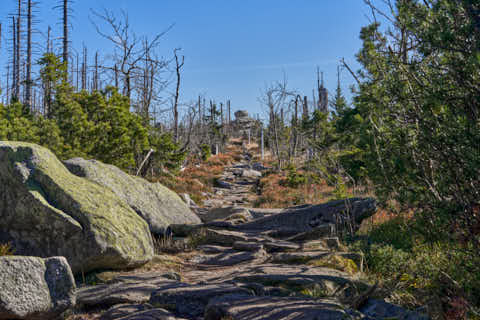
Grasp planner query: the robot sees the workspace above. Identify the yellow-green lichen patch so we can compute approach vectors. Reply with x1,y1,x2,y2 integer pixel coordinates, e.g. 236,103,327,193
0,142,154,273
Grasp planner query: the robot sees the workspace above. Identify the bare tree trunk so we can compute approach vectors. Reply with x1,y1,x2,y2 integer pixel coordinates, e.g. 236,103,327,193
16,1,21,101
82,46,87,90
75,52,79,91
6,64,10,104
25,0,32,108
12,17,18,101
47,26,51,53
198,95,201,121
227,99,231,124
303,96,308,121
62,0,68,66
114,64,119,88
173,49,184,143
317,67,321,110
94,51,98,91
268,94,281,169
292,96,299,159
220,102,224,134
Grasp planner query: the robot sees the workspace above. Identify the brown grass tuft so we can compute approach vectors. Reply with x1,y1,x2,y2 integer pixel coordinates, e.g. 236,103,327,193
0,242,15,256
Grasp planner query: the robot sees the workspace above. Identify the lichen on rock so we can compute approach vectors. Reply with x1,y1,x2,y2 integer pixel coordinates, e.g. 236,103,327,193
0,141,154,273
64,157,201,236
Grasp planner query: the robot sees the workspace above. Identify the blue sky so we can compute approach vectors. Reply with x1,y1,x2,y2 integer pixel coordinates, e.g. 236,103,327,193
0,1,375,117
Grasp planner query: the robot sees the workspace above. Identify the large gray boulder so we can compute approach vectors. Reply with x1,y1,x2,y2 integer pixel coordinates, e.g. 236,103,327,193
64,158,201,235
0,256,76,320
235,198,377,236
0,142,154,273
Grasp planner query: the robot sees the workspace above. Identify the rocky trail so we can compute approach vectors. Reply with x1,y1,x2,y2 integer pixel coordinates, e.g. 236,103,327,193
71,144,428,320
199,143,262,210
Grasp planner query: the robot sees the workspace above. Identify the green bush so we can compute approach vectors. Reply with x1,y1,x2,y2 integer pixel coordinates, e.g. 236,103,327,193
352,216,480,314
282,165,307,188
200,144,211,161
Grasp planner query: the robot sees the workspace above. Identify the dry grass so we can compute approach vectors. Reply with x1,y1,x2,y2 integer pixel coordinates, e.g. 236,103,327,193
254,171,340,208
155,151,238,204
0,242,15,256
66,313,101,320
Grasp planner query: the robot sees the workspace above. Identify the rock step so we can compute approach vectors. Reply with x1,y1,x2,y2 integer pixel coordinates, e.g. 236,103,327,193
205,295,356,320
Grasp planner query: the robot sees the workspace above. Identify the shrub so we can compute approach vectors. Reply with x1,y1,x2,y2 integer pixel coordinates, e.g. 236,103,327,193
352,215,480,316
200,144,211,161
282,165,307,188
0,243,15,256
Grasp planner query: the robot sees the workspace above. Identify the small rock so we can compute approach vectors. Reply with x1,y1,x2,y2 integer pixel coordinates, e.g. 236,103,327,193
215,180,233,189
241,169,262,178
252,162,268,171
359,299,429,320
201,207,252,223
163,271,182,281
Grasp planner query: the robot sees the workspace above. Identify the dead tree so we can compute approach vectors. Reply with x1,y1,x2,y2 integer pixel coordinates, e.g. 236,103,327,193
90,9,172,102
303,96,308,121
173,48,184,143
11,17,18,101
62,0,68,65
81,45,87,90
25,0,33,109
16,1,21,101
93,51,99,91
46,26,52,53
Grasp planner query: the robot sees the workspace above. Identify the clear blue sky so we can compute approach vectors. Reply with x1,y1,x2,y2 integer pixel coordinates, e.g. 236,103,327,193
0,1,374,117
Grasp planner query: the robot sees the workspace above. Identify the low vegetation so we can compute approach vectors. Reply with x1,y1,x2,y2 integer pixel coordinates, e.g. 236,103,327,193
0,242,15,256
254,167,349,208
155,151,237,204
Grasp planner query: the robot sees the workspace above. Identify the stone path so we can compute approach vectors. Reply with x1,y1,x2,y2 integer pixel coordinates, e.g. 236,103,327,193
199,143,268,211
73,143,428,320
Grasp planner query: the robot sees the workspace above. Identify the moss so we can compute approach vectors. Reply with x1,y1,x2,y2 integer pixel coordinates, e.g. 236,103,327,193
308,256,359,275
0,142,153,273
300,284,329,298
187,228,209,248
65,157,200,235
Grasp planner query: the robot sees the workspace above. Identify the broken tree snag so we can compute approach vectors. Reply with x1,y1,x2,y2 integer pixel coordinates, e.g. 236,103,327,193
235,198,377,236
